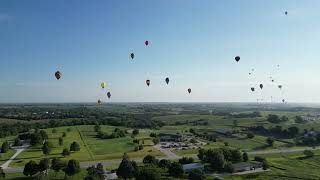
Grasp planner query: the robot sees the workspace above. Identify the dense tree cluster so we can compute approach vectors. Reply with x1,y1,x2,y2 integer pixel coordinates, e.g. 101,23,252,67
267,114,289,123
198,148,244,172
96,128,127,139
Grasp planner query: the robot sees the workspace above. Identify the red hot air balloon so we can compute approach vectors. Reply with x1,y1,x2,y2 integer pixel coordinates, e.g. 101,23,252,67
55,71,62,80
188,88,191,94
145,40,149,46
146,80,150,86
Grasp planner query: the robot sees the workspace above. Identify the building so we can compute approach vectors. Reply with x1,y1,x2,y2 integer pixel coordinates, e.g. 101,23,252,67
104,172,118,180
183,163,204,173
159,133,182,142
232,162,261,173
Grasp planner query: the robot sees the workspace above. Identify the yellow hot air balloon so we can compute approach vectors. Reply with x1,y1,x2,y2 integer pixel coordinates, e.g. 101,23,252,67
101,82,107,89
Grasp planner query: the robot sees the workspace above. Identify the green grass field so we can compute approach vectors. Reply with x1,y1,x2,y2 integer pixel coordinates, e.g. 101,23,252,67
7,125,164,167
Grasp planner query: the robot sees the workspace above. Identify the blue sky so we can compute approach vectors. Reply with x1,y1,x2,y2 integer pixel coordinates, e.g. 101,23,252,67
1,0,320,103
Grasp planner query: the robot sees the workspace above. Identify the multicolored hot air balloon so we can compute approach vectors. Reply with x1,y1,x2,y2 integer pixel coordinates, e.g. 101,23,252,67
107,92,111,99
55,71,62,80
130,53,135,60
145,40,149,46
259,84,263,89
165,77,169,84
235,56,240,62
188,88,191,94
101,82,107,89
146,80,150,86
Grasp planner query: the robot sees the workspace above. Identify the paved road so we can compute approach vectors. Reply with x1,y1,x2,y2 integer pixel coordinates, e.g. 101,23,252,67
153,145,181,160
248,146,320,155
1,144,29,170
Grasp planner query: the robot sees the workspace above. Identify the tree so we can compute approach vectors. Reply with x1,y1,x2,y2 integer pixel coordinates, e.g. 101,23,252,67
62,148,71,156
70,141,80,152
266,137,274,146
206,149,226,171
150,132,157,138
179,157,194,164
132,129,139,136
86,163,104,180
288,126,299,137
152,138,160,145
168,162,184,177
23,160,39,177
14,138,22,146
58,137,63,146
224,162,234,173
134,166,161,180
198,148,206,161
30,133,43,145
267,114,281,123
243,152,249,162
117,153,135,180
51,158,66,173
39,158,50,174
62,132,67,137
67,128,72,132
295,116,305,124
94,125,101,132
233,120,238,129
39,130,48,140
231,149,242,162
42,142,52,155
0,167,5,179
143,155,158,165
303,150,314,158
1,141,9,153
158,159,171,169
262,160,269,170
64,159,81,177
247,132,255,139
188,169,205,180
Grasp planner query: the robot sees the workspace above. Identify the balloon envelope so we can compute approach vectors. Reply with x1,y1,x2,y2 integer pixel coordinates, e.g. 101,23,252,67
145,40,149,46
55,71,62,80
251,87,255,92
235,56,240,62
146,80,150,86
101,82,107,89
107,92,111,99
130,53,134,60
259,84,263,89
188,88,191,93
165,77,169,84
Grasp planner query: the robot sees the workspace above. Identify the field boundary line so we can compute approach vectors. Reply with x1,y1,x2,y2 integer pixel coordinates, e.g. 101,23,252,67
76,127,95,161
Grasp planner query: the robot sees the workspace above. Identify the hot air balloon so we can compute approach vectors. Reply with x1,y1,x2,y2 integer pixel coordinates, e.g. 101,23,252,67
146,80,150,86
259,84,263,89
107,92,111,99
285,11,288,15
188,88,191,94
249,73,251,75
165,77,169,84
130,53,135,60
282,99,285,103
97,99,102,104
235,56,240,62
278,85,282,89
101,82,107,89
145,40,149,46
251,87,255,92
271,79,274,82
55,71,62,80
